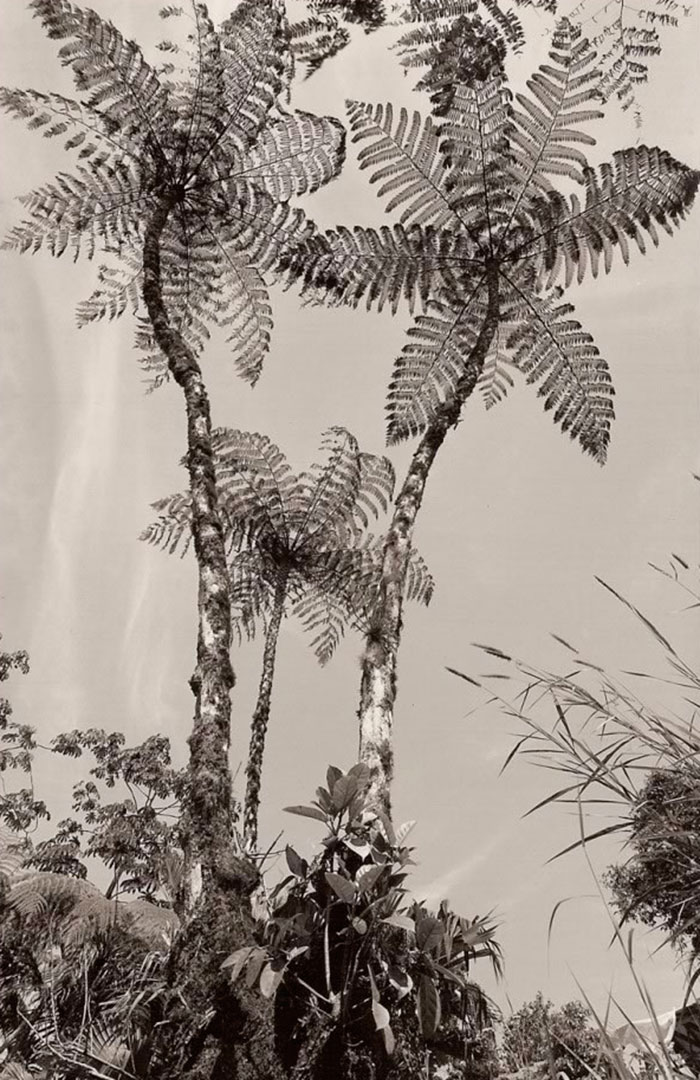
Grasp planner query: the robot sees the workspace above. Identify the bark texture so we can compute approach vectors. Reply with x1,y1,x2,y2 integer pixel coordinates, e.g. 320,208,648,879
243,573,288,850
142,194,236,905
358,265,501,816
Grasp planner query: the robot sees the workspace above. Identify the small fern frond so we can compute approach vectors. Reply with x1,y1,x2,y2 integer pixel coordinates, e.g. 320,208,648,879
30,0,173,146
217,181,312,275
346,100,458,228
295,427,364,542
510,19,603,194
523,146,700,287
0,87,136,165
76,258,142,326
355,453,396,529
404,546,435,605
291,583,349,665
387,292,486,442
141,491,192,556
238,112,346,202
289,14,350,77
229,552,276,643
213,429,293,546
477,328,516,409
505,286,614,462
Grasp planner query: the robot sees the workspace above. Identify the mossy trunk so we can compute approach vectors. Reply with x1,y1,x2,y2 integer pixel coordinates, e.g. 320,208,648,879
244,571,288,850
143,197,282,1078
357,266,501,817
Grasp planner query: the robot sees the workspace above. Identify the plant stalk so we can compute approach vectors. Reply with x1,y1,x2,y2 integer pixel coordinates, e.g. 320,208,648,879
243,571,288,850
142,194,235,911
357,265,501,816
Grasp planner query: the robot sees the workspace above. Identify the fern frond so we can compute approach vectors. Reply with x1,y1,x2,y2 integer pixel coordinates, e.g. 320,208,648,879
30,0,173,146
387,292,486,442
355,453,396,529
207,245,273,385
216,0,288,156
0,87,136,165
477,332,516,409
404,545,435,605
141,491,192,556
76,258,142,325
510,19,603,194
229,552,277,643
217,181,312,275
214,429,294,546
294,428,364,543
289,14,350,77
238,112,345,202
505,286,614,462
440,73,515,234
4,163,146,261
287,223,470,314
523,146,700,287
346,100,458,228
291,582,350,664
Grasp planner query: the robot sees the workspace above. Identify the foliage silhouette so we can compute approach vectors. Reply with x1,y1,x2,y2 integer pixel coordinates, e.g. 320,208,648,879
143,427,434,849
286,17,699,812
1,0,344,911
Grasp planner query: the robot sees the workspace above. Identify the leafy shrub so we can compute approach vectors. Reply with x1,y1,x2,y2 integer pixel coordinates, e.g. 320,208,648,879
223,764,501,1077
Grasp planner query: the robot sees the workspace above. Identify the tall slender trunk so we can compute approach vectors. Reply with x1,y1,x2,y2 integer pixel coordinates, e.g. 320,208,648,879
358,265,501,816
243,571,288,850
142,194,235,910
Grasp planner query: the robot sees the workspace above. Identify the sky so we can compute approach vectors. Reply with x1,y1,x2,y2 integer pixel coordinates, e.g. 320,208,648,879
0,0,699,1026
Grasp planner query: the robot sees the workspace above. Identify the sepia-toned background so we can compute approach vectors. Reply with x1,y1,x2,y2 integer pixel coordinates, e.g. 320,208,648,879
1,0,698,1021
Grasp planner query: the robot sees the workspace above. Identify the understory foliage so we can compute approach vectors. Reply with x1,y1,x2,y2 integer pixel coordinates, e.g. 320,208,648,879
288,18,698,455
0,638,46,833
224,764,502,1078
500,992,600,1080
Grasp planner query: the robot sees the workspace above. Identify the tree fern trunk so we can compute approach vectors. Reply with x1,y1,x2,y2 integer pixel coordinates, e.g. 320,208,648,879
142,196,236,911
358,266,501,817
243,572,288,851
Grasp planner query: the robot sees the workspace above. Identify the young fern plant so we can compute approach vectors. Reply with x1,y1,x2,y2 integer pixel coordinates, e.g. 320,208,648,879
143,427,434,850
0,0,344,907
287,18,699,813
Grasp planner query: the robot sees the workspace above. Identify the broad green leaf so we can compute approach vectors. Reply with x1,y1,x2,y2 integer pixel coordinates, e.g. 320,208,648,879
325,871,356,904
245,948,267,988
348,762,371,788
326,765,343,792
372,998,391,1031
221,946,254,981
283,804,327,823
356,864,385,895
382,913,415,933
388,965,413,999
382,1023,396,1055
331,775,358,811
259,960,284,999
416,915,443,953
417,974,441,1038
285,845,306,877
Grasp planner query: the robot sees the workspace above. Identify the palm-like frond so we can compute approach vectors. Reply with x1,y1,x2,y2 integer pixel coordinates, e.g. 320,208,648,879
506,289,614,462
144,428,431,663
346,101,458,228
523,146,700,288
286,16,698,460
238,112,346,202
387,297,483,442
30,0,173,145
4,0,345,387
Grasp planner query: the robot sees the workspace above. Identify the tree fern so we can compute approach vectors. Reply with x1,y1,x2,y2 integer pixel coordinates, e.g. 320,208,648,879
143,427,432,847
3,0,345,914
286,15,698,813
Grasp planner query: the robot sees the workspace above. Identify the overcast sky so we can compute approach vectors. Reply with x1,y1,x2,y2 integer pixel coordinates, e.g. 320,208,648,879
1,0,698,1024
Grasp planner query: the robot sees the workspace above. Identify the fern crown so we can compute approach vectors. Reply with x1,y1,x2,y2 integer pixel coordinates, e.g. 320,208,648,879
1,0,345,385
143,427,433,662
289,18,698,459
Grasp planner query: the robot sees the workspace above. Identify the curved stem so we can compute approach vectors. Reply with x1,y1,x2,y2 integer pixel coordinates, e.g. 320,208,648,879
243,571,288,850
142,194,235,911
357,265,501,817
